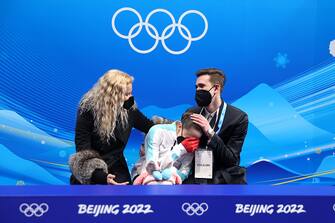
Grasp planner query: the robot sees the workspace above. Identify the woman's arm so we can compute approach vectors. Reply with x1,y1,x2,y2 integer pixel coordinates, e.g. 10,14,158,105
133,108,155,134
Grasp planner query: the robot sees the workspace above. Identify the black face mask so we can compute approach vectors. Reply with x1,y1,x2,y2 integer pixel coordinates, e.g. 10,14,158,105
195,86,215,107
123,96,134,110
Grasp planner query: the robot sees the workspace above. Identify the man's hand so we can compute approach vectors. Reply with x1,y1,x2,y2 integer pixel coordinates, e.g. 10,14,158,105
190,114,211,135
107,174,129,185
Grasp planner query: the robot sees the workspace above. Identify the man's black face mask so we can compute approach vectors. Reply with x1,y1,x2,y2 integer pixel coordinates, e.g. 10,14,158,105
195,85,215,107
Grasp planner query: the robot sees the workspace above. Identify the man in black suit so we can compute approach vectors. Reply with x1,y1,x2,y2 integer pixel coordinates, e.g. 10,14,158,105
184,68,249,184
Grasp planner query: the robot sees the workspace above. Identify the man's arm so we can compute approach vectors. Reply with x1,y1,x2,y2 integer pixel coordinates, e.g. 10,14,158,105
208,114,248,167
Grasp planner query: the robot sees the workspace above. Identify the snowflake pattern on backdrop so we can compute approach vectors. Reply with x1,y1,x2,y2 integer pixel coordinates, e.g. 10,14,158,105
274,53,290,68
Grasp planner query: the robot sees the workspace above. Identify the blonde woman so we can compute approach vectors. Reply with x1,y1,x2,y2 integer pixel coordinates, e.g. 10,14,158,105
69,69,154,185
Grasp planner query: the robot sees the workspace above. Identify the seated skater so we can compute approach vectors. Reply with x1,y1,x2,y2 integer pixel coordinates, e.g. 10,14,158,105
132,111,202,185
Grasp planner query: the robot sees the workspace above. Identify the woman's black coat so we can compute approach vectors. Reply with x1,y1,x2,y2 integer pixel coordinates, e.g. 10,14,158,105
70,107,154,184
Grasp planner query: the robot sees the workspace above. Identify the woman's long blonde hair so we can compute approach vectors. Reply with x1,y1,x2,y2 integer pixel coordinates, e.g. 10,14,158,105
79,69,134,142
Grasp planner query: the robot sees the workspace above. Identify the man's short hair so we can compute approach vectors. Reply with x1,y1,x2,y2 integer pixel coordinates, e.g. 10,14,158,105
196,68,226,92
181,110,202,132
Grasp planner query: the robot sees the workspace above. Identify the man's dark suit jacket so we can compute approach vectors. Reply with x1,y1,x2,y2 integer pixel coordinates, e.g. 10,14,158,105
183,101,249,184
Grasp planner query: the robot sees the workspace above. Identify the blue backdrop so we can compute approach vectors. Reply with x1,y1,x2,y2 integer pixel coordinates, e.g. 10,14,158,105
0,0,335,185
